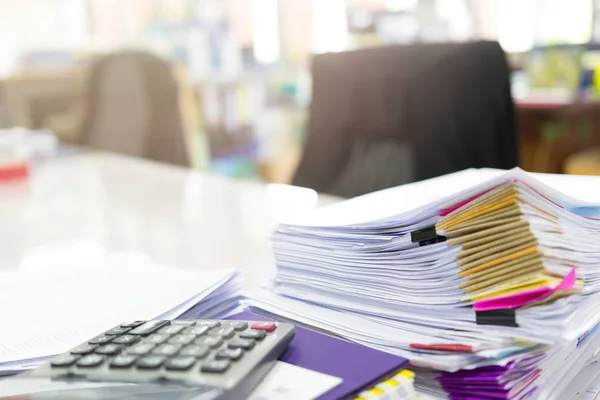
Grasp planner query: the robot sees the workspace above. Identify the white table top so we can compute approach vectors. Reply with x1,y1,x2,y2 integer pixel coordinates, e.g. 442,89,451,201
0,153,339,289
4,154,600,400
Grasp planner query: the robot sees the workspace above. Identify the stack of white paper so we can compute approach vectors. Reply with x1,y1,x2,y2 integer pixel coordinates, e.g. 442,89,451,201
245,168,600,399
0,253,239,375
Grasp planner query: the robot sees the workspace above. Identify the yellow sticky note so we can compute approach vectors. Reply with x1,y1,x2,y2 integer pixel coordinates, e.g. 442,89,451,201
398,369,415,379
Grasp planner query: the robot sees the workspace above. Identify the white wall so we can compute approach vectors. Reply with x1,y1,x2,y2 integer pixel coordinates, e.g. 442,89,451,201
0,0,88,75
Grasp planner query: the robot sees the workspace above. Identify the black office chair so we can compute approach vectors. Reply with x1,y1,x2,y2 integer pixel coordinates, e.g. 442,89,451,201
79,50,189,167
293,41,518,198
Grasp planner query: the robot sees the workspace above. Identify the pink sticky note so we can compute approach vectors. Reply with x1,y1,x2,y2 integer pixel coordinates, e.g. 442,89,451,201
473,267,577,311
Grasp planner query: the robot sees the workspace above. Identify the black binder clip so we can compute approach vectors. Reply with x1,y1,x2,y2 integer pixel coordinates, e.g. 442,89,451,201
476,309,518,327
410,226,446,247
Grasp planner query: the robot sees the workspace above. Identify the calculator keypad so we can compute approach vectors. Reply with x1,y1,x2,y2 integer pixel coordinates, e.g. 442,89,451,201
165,356,196,371
201,359,230,373
71,344,97,355
110,355,137,368
51,354,79,367
95,344,123,355
77,354,105,367
136,355,167,369
112,335,140,345
44,319,292,387
195,336,223,348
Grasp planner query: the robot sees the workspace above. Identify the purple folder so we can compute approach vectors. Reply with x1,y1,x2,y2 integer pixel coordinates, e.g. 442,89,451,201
226,311,408,400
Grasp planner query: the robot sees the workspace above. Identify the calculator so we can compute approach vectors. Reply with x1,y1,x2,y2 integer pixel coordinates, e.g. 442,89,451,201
27,319,295,399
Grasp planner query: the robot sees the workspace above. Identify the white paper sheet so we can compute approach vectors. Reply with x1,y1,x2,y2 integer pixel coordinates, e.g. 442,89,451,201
0,253,236,365
248,361,342,400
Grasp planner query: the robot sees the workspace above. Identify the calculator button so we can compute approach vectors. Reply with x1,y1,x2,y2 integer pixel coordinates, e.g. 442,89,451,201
144,334,169,344
105,326,131,336
165,356,197,371
71,344,98,355
152,344,181,356
197,321,220,328
228,338,255,350
201,359,230,373
168,334,196,346
112,335,140,345
51,354,79,367
251,322,276,332
77,354,105,368
195,336,223,349
180,345,210,358
95,344,123,356
215,348,243,361
127,343,156,355
209,327,235,339
239,330,266,341
120,321,146,328
184,326,209,336
110,355,138,368
89,335,113,345
129,321,170,335
136,355,167,369
227,321,248,331
159,325,185,335
171,320,196,326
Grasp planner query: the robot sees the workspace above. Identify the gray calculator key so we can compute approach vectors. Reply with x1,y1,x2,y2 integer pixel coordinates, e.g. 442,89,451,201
152,344,181,356
165,356,197,371
77,354,105,367
95,344,123,356
127,343,155,355
195,336,223,349
180,345,210,358
136,355,167,369
112,335,140,345
201,359,230,373
227,321,248,331
71,344,97,355
197,321,220,328
210,327,235,339
168,334,196,345
159,325,185,335
129,321,169,335
216,348,243,361
144,334,169,344
89,335,113,345
51,354,79,367
110,355,138,368
239,330,266,341
105,326,131,336
184,326,209,336
228,338,255,350
170,320,196,326
120,321,146,328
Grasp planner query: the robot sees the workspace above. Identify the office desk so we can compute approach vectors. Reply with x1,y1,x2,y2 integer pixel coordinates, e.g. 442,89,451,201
0,153,338,289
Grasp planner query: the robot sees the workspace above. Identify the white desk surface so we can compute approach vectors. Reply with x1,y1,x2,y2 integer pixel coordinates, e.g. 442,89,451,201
0,153,339,289
3,154,599,400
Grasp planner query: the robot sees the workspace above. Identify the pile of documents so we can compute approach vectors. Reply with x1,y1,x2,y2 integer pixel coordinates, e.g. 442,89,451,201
245,168,600,399
0,252,239,375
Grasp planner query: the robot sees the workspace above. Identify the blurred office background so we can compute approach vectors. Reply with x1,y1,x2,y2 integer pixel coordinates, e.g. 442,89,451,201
1,0,600,190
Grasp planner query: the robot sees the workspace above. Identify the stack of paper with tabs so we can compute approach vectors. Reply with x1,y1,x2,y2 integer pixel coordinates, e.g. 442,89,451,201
0,253,240,375
245,168,600,399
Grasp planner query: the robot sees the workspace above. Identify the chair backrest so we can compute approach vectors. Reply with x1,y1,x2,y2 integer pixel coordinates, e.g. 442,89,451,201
79,50,189,167
293,41,518,198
